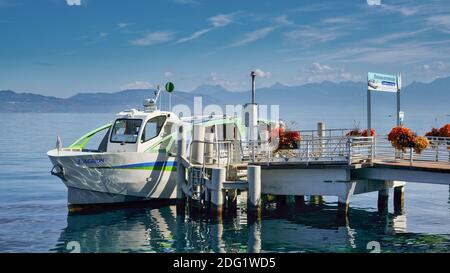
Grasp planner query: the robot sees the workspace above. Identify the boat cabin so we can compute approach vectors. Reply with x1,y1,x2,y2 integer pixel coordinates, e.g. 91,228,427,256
107,108,180,153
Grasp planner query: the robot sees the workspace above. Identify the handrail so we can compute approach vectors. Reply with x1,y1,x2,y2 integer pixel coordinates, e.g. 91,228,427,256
184,134,449,168
68,123,112,149
186,136,375,166
374,135,450,165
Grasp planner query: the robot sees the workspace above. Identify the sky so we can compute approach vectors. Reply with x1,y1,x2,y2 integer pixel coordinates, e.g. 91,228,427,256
1,0,450,97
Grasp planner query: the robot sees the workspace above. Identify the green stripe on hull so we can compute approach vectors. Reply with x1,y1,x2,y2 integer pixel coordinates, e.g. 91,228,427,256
92,166,177,171
116,166,177,171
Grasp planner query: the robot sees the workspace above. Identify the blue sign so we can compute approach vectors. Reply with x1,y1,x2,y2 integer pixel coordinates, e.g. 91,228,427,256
368,72,400,92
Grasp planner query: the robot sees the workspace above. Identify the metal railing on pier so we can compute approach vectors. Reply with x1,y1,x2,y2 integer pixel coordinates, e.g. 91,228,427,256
184,133,449,169
186,136,375,167
374,136,450,165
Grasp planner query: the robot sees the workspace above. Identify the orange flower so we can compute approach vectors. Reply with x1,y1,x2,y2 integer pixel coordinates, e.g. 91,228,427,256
361,129,376,137
425,128,440,137
388,126,416,152
439,124,450,137
278,130,301,150
346,128,376,137
413,136,429,154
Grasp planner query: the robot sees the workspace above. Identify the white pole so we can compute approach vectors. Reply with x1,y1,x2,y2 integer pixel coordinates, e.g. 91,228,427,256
211,167,225,215
247,165,261,213
250,71,257,162
367,89,371,137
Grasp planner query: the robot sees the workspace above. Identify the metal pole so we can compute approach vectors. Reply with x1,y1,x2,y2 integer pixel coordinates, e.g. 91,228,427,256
251,71,256,104
396,75,401,126
250,71,257,162
397,94,400,126
367,88,371,137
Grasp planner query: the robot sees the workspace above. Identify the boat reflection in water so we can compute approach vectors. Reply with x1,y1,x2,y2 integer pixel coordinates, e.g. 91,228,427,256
52,202,449,253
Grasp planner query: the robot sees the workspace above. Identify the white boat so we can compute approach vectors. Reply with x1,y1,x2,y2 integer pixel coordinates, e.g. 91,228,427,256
47,84,276,212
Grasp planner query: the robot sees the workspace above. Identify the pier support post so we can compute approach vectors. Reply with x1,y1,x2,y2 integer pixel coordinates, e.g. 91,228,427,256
176,126,187,215
204,132,214,165
211,218,225,253
394,186,404,214
211,167,226,217
192,124,205,164
247,220,261,253
247,165,261,219
378,189,389,213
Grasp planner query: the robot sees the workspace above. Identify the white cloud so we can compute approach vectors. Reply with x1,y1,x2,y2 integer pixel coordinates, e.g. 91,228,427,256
121,81,152,90
131,31,174,46
380,4,419,16
296,62,361,84
426,14,450,33
229,27,276,47
322,17,354,25
66,0,81,6
210,13,235,27
253,68,271,78
412,61,450,82
366,0,381,6
274,15,294,26
117,23,130,29
176,13,236,44
172,0,197,4
164,71,174,78
176,28,212,44
285,26,343,44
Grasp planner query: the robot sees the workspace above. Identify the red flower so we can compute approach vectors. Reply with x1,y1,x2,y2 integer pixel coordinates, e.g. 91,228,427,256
346,129,361,136
439,124,450,137
425,128,440,137
388,126,418,151
361,129,376,137
277,130,301,150
346,128,376,137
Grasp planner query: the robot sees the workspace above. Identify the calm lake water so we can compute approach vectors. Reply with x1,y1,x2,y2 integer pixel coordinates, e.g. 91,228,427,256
0,113,449,253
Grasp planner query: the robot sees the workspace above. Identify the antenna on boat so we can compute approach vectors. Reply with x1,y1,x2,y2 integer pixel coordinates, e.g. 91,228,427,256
152,85,161,104
143,85,161,112
156,85,162,110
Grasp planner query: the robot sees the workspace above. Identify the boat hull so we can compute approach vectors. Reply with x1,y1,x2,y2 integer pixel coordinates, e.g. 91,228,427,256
47,149,177,207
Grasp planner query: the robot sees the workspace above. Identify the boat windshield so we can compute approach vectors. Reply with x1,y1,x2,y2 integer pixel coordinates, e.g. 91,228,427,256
110,119,142,143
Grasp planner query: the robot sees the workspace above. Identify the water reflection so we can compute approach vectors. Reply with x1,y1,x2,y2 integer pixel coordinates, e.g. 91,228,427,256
52,203,449,253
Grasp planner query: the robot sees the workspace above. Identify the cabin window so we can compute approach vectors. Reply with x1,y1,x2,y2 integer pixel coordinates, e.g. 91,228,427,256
141,116,167,142
110,119,142,143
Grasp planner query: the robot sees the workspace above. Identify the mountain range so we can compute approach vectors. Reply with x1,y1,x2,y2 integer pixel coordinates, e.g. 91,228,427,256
1,77,449,128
